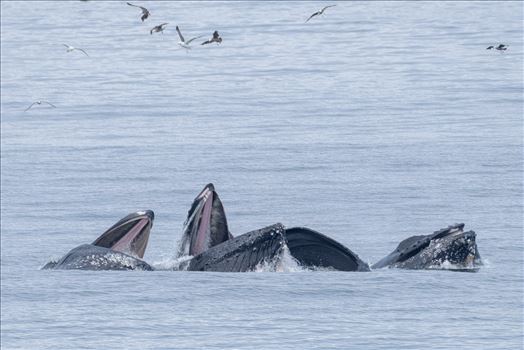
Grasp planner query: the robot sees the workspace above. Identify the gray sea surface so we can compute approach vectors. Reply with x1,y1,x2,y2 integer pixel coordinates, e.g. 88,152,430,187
1,1,523,349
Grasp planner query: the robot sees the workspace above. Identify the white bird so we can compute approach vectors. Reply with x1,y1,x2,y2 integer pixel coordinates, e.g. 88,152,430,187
62,44,89,56
126,2,150,22
24,100,57,112
305,5,336,23
176,26,204,51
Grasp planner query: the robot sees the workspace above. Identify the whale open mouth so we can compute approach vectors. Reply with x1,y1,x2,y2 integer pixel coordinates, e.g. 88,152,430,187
178,184,232,257
285,227,370,271
92,210,154,259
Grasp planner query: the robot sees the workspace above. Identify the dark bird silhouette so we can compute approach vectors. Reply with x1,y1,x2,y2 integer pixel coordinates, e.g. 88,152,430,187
127,2,150,22
24,101,57,112
305,5,336,23
487,44,508,51
150,23,168,35
201,31,222,45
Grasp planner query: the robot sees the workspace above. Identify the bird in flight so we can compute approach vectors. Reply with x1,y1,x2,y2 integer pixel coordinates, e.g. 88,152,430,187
176,26,204,50
486,44,508,51
305,5,336,23
127,2,150,22
63,44,89,56
201,31,222,45
24,101,57,112
150,23,168,35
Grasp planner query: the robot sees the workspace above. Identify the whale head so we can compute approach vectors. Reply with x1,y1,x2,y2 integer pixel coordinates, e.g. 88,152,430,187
372,224,482,271
416,225,482,270
177,184,232,257
92,210,154,259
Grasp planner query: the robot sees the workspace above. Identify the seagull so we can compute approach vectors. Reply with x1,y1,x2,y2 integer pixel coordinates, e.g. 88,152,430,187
127,2,150,22
24,101,57,112
201,31,222,45
487,44,508,51
176,26,204,50
63,44,89,56
150,23,168,35
305,5,336,23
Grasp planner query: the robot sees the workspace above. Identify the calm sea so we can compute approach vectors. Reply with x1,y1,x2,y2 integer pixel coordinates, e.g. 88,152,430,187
1,1,523,349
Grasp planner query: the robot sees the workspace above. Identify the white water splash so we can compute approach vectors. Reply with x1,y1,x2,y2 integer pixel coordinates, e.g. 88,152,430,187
425,251,482,271
152,255,194,271
252,244,308,272
40,256,61,270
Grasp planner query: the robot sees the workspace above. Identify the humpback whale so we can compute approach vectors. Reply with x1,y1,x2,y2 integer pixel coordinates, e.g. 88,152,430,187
371,223,482,271
176,184,285,271
177,183,232,258
42,184,481,273
42,210,154,270
178,184,369,272
188,224,286,272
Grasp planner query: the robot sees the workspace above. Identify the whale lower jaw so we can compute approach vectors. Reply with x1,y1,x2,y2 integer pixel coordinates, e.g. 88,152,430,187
178,184,231,258
42,244,153,271
285,227,370,271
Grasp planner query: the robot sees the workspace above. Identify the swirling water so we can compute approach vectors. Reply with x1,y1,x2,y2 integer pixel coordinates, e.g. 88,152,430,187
1,1,523,349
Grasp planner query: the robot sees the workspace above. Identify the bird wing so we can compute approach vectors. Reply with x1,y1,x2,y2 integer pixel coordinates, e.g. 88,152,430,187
128,2,149,19
43,101,57,108
24,102,37,112
322,4,337,12
201,39,211,45
176,26,185,42
213,31,219,39
186,35,205,44
305,11,319,23
77,48,89,56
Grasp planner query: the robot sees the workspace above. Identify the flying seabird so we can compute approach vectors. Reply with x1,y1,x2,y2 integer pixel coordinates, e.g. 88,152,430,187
24,101,57,112
201,31,222,45
63,44,89,56
305,5,336,23
150,23,168,35
487,44,508,51
127,2,150,22
176,26,204,50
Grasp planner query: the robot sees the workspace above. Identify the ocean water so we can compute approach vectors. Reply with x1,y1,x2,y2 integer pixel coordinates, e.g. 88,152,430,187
1,1,523,349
